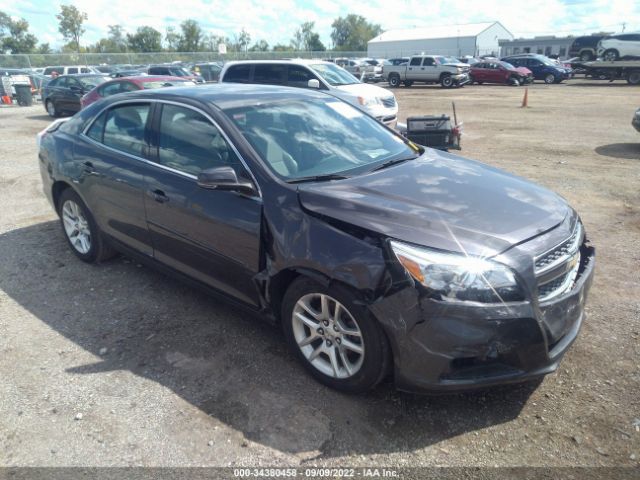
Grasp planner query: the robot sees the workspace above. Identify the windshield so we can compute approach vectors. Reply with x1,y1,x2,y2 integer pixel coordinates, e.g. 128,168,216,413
168,67,192,77
224,98,418,181
141,80,195,89
539,57,556,66
309,63,359,86
500,61,516,70
78,76,107,88
436,56,460,65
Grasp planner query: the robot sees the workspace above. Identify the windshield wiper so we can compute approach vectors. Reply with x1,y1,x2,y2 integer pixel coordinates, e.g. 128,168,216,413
288,173,350,184
369,155,419,172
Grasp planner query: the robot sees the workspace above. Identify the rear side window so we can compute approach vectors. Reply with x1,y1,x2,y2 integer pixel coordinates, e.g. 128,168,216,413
100,82,123,97
80,68,91,73
409,57,421,66
253,64,285,84
224,64,251,83
158,104,242,176
102,104,150,157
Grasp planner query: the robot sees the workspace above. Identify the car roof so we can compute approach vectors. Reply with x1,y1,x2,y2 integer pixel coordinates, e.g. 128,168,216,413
224,59,332,67
101,83,332,110
58,73,108,78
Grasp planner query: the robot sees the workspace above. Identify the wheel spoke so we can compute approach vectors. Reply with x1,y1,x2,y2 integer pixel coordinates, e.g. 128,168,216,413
320,294,330,318
294,311,319,331
327,346,340,377
298,299,320,319
308,344,323,361
342,338,363,354
338,348,353,376
333,302,342,323
297,332,318,347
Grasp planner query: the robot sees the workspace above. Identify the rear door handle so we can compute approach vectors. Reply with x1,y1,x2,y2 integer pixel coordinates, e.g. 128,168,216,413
151,189,169,203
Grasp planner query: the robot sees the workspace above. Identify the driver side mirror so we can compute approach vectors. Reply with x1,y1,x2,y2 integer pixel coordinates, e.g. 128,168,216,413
197,166,255,194
307,79,320,89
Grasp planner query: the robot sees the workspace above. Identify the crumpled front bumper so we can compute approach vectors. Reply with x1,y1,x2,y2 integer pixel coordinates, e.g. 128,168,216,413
370,245,595,393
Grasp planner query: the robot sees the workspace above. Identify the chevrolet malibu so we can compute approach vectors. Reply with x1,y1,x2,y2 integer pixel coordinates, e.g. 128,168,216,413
38,84,595,393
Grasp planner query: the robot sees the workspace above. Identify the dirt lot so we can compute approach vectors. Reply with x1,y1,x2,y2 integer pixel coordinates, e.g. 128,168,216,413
0,79,639,468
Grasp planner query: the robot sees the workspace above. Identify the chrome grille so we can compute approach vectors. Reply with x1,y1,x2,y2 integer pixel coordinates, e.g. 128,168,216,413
535,222,583,302
381,96,396,108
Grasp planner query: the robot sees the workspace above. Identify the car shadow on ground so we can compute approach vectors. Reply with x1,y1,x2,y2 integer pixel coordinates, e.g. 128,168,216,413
595,143,640,160
0,221,538,459
26,114,56,121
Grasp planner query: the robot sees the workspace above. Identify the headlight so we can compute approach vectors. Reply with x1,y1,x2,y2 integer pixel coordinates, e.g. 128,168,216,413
390,240,524,303
358,96,381,107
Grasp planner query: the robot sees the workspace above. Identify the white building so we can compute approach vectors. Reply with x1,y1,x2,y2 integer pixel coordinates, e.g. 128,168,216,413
367,22,514,59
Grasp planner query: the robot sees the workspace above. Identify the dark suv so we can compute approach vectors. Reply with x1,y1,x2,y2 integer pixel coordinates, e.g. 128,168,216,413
501,54,571,84
568,35,604,61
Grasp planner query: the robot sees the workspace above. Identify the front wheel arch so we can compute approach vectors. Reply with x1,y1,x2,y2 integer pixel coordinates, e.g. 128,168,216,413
52,180,73,211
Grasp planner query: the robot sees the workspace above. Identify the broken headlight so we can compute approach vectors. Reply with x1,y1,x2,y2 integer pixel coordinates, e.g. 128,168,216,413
390,240,524,303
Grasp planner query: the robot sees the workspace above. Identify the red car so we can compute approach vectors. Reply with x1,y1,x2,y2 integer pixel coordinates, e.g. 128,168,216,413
470,61,533,86
81,75,196,108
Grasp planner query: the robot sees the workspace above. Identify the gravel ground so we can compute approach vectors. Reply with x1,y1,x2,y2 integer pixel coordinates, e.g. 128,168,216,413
0,79,639,468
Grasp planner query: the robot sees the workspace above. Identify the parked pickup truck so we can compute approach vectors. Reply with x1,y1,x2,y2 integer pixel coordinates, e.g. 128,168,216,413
385,55,470,88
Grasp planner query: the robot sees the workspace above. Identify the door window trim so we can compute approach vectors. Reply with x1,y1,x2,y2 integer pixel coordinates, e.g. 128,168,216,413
80,98,261,197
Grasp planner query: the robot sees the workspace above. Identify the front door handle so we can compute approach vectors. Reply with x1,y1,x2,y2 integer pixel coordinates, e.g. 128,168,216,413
151,189,169,203
83,161,95,174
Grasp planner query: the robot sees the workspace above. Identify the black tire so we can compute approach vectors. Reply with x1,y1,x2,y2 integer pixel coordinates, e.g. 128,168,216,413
544,73,557,84
477,80,483,85
403,80,413,87
388,74,401,88
57,188,117,263
603,49,619,62
627,70,640,85
281,277,391,393
46,99,59,118
509,76,521,86
580,51,593,62
440,74,454,88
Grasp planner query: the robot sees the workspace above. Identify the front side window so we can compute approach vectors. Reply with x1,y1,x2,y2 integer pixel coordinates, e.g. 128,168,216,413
158,104,242,176
68,67,78,74
102,104,150,157
287,65,316,88
100,82,123,97
225,98,417,181
423,57,435,66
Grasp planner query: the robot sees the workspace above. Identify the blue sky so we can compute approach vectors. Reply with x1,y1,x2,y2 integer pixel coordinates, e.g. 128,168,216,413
4,0,640,49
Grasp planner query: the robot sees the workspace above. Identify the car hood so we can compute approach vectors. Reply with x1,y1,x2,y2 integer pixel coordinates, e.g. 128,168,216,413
515,67,532,75
333,82,394,99
297,150,569,257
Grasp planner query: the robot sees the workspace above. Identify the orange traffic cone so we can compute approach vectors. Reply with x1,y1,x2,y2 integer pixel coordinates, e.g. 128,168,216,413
521,88,529,108
1,95,12,105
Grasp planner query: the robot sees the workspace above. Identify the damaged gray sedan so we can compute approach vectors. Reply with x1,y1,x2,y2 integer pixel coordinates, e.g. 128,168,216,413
38,84,595,393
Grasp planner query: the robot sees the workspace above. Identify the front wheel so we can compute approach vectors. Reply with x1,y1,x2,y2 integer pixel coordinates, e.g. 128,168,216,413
544,73,557,84
281,277,390,393
46,100,59,118
509,76,521,86
388,74,401,88
440,75,454,88
58,189,116,263
602,49,619,62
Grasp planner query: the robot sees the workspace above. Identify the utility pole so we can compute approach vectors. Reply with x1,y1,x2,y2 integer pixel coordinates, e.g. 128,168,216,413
622,22,626,32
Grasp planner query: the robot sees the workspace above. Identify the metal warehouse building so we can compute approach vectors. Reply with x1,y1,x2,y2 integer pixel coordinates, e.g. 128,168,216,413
367,22,514,58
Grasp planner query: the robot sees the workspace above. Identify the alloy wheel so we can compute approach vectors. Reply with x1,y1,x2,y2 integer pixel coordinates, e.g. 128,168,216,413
292,293,364,379
46,101,55,117
61,200,92,254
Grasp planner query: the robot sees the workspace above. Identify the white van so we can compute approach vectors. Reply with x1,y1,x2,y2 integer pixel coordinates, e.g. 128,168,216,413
43,65,101,76
219,59,398,127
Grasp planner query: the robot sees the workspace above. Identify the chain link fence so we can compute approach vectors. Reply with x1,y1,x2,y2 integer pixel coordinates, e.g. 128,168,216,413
0,51,368,69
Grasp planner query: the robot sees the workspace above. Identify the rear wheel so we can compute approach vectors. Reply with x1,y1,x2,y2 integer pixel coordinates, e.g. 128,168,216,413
579,51,593,62
388,74,401,88
602,49,619,62
627,70,640,85
46,99,59,118
281,277,390,393
58,189,116,263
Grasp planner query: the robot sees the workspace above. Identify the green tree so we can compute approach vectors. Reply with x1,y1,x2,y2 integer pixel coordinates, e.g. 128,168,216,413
272,43,293,52
56,5,88,53
248,39,269,52
0,12,38,53
126,26,162,52
291,21,325,51
204,33,229,52
36,42,52,54
165,26,180,51
331,14,381,51
178,19,203,52
233,28,251,52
